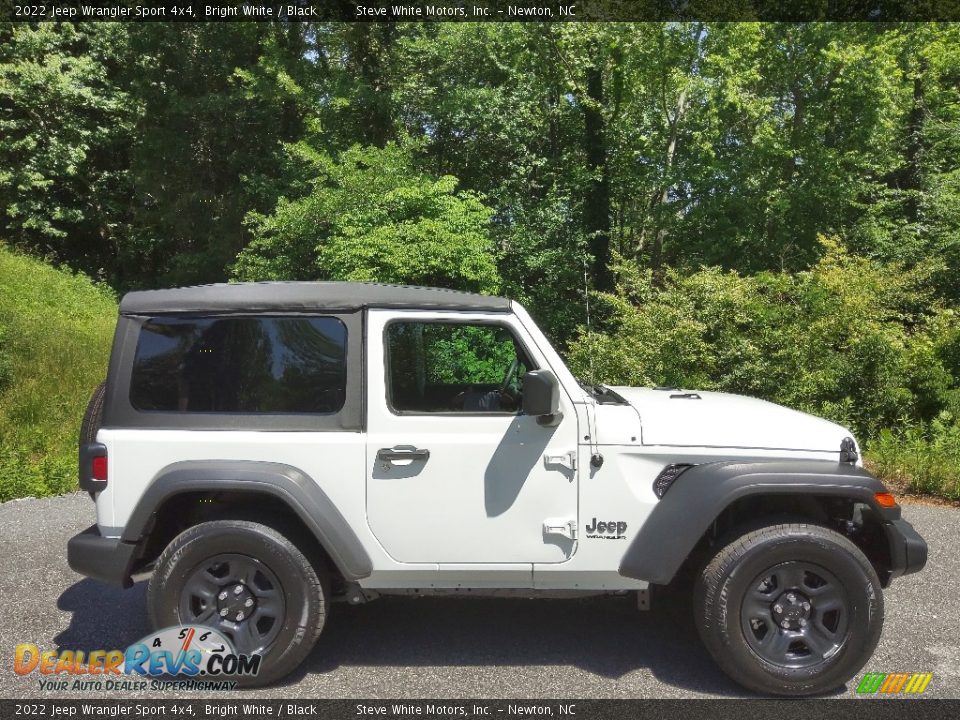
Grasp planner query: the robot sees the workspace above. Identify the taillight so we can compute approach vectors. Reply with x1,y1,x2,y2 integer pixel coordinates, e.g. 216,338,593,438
92,455,108,481
79,442,108,493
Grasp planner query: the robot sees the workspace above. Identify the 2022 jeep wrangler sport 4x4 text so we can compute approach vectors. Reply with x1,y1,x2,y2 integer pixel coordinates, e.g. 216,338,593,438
68,281,927,694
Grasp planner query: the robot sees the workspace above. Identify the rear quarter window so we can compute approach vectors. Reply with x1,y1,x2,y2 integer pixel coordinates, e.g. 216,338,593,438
129,316,347,414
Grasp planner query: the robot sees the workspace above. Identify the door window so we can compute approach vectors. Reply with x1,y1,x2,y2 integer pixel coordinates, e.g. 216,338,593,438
385,322,534,414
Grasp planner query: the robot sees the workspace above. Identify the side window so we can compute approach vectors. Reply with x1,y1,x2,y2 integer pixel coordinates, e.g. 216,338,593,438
385,321,534,414
130,316,347,413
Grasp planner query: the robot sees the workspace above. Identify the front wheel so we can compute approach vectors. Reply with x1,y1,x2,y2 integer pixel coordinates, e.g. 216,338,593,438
695,522,883,696
148,520,328,687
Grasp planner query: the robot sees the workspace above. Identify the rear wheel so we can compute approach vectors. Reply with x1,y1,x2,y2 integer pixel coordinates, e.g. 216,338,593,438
695,522,883,696
148,520,328,686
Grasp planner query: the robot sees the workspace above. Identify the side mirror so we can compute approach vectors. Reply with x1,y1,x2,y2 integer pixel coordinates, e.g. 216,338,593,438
522,370,561,425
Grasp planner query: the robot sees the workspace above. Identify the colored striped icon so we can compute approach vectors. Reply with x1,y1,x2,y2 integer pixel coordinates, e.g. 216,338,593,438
856,672,933,694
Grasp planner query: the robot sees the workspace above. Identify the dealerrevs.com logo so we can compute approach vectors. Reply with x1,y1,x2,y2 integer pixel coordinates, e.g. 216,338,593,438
14,626,261,691
856,672,933,695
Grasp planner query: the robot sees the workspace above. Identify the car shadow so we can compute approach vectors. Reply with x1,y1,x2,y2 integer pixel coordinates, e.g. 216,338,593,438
55,580,844,698
284,592,746,697
54,579,150,652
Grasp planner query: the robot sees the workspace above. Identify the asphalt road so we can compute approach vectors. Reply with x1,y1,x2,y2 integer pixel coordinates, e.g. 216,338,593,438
1,492,957,700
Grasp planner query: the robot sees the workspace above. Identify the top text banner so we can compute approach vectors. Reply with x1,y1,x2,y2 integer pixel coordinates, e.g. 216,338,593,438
8,0,960,22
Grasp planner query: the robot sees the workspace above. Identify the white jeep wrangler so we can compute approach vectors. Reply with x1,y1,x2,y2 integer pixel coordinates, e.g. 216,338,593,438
69,282,927,694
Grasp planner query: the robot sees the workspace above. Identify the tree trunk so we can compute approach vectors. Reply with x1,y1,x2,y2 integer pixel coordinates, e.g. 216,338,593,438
650,84,688,286
583,64,613,292
904,65,926,223
350,24,395,147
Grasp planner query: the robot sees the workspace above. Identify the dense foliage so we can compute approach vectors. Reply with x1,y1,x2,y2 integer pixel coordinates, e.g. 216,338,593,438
233,141,500,291
1,22,959,498
568,239,959,443
870,415,960,500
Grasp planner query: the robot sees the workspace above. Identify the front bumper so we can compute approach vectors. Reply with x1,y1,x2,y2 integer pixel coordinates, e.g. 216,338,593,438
886,517,928,580
67,525,138,588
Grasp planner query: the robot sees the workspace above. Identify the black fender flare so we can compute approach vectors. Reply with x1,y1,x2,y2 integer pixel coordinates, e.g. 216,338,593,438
618,459,905,585
122,460,373,581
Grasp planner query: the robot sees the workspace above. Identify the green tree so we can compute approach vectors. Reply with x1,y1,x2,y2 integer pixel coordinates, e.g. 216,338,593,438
852,25,960,299
629,24,904,273
389,24,615,338
312,24,399,149
233,141,500,292
0,23,134,279
121,23,317,288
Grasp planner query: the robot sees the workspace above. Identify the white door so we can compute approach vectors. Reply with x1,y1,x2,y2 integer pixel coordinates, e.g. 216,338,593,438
365,310,579,564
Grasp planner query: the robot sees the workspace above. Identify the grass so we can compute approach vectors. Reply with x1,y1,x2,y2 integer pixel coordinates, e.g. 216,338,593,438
0,244,116,502
866,414,960,502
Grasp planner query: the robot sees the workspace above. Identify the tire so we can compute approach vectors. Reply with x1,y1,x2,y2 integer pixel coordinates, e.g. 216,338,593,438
148,520,328,687
694,522,883,696
79,381,106,446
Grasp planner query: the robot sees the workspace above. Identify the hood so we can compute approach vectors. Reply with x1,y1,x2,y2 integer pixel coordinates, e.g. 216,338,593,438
608,387,852,453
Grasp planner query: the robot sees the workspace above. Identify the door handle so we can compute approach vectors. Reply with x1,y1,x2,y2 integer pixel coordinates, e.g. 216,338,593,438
377,446,431,463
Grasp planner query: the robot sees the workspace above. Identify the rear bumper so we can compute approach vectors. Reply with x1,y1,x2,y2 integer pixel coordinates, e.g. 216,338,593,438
886,517,928,580
67,525,138,588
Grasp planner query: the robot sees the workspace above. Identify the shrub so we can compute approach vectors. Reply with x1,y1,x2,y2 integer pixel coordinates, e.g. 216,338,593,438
867,414,960,500
567,238,959,442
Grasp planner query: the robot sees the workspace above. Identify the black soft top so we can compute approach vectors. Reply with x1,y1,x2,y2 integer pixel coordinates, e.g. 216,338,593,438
119,281,512,316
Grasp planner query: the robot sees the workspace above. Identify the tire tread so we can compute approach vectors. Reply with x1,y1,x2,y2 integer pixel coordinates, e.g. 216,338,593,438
79,381,106,446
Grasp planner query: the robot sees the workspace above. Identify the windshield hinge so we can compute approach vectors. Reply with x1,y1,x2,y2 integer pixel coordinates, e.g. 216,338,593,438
543,518,578,541
544,450,577,471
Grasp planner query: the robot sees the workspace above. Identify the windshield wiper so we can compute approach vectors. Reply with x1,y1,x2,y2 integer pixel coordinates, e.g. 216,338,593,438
577,381,628,405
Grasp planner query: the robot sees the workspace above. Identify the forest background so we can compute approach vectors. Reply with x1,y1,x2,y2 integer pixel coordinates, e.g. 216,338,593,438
1,21,958,501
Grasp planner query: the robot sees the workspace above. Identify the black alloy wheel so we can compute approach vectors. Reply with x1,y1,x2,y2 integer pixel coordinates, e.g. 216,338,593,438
148,520,328,686
739,561,849,668
179,553,286,655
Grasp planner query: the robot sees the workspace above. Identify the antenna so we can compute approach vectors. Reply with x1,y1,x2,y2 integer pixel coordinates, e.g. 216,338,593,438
583,255,604,470
582,256,595,386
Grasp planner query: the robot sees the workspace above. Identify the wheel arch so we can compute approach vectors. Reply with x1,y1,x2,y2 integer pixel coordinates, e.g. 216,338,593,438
619,460,903,587
123,460,373,583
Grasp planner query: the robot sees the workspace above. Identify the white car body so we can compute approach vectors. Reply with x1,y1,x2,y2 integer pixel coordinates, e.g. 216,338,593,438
92,300,856,592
